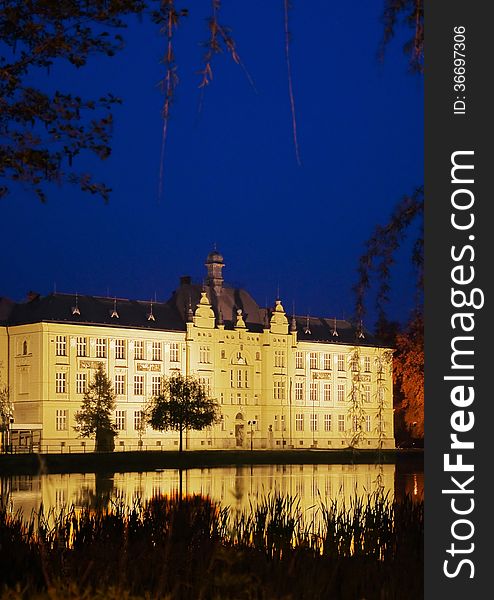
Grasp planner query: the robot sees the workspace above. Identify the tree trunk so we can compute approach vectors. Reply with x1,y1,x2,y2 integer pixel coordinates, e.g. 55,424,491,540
179,426,183,452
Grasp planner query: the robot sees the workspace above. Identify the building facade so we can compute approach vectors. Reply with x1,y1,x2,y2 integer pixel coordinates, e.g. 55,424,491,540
0,251,394,451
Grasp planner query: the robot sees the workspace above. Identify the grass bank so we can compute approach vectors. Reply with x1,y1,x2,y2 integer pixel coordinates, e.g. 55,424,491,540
0,491,423,600
0,448,423,476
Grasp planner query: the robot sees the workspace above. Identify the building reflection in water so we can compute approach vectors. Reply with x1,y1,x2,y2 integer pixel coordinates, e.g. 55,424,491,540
1,463,423,526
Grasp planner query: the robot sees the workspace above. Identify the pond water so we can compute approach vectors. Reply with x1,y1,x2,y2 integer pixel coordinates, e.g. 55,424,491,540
1,462,423,522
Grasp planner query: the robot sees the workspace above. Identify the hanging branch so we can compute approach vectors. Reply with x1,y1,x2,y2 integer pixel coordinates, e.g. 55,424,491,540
354,186,424,323
379,0,424,73
283,0,301,166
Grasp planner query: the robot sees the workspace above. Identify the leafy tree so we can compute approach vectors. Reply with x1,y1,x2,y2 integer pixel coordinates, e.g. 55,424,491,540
74,363,117,451
148,372,220,452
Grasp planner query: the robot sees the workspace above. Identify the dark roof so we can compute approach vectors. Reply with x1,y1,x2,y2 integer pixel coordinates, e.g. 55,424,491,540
1,288,386,347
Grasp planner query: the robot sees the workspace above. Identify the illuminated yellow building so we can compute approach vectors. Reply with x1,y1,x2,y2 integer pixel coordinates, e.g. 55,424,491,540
0,250,394,451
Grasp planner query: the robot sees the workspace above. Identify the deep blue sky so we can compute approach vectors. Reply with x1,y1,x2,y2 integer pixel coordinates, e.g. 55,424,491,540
1,1,423,327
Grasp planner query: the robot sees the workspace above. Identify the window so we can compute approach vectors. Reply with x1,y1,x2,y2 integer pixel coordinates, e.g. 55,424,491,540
338,415,345,432
364,356,371,372
281,414,286,431
199,345,211,363
56,372,66,393
295,413,304,431
365,415,371,432
237,393,242,405
378,388,385,404
134,340,144,360
310,382,318,403
274,415,279,431
220,415,225,431
337,354,345,372
363,384,371,403
310,413,318,432
56,409,67,431
134,410,143,431
22,340,28,355
76,337,87,357
76,373,87,394
244,370,249,388
115,374,126,396
198,376,211,395
353,416,359,432
152,342,162,361
115,339,126,360
55,335,67,356
309,352,318,369
295,351,304,369
115,410,126,431
237,370,243,388
170,342,180,362
96,338,107,358
323,353,332,370
151,376,161,396
324,414,332,432
295,382,304,402
134,375,144,396
337,383,345,402
274,350,285,368
323,383,332,403
230,370,234,388
274,381,286,400
221,350,226,359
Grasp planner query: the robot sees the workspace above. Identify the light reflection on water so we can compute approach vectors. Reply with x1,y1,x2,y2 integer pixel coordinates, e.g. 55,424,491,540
1,463,423,523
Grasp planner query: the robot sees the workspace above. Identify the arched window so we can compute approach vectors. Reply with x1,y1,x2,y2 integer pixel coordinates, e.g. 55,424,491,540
23,340,28,355
235,412,244,421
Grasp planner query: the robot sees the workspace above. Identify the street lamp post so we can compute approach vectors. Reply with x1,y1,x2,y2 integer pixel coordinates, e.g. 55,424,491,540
247,420,256,451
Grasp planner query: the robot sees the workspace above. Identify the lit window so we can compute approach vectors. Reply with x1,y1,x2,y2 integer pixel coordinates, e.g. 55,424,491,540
115,410,126,431
295,413,304,431
199,345,211,363
310,414,318,432
115,339,126,360
323,383,331,403
295,382,304,402
337,354,345,371
324,414,332,432
363,384,371,403
115,374,126,396
76,373,87,394
274,350,285,368
295,352,304,369
338,415,345,432
274,381,286,400
56,409,67,431
55,336,66,356
134,375,144,396
96,338,107,359
76,337,87,357
134,410,143,431
364,356,371,372
151,376,161,396
365,415,371,432
152,342,162,361
134,340,144,360
337,383,345,402
55,372,66,393
310,352,318,369
323,353,332,370
170,342,180,362
310,382,318,403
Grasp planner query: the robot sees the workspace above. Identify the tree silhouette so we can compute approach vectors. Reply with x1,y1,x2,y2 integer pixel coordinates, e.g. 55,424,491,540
74,363,117,451
148,373,220,452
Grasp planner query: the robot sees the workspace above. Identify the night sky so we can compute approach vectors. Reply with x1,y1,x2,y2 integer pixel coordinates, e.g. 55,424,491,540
1,1,423,328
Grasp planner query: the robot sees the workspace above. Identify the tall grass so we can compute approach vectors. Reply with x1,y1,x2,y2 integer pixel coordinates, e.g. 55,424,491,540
0,492,423,600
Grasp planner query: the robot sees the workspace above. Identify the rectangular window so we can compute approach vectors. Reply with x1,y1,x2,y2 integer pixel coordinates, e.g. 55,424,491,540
55,335,66,356
170,342,180,362
364,356,371,372
55,372,66,394
295,382,304,402
56,409,67,431
134,410,143,431
220,415,225,431
151,375,161,396
115,339,126,360
324,414,332,432
338,414,345,432
96,338,107,359
337,383,345,402
274,415,279,431
281,414,286,431
152,342,162,361
115,374,126,396
363,384,371,403
310,413,318,432
237,369,243,388
274,350,285,368
134,375,144,396
309,352,318,370
337,354,345,372
295,413,304,432
295,351,304,369
76,337,87,357
365,415,371,432
310,382,318,403
115,410,126,431
274,381,286,400
199,345,211,363
323,383,332,403
323,353,332,370
76,373,87,395
237,393,242,405
134,340,144,360
244,370,249,388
